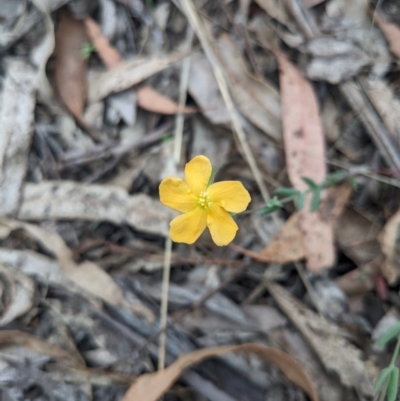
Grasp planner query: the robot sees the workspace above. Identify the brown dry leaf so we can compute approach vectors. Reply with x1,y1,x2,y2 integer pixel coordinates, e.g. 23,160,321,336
17,181,173,237
374,12,400,58
136,85,197,115
232,185,352,263
84,17,193,116
378,208,400,283
276,50,333,271
265,281,378,396
0,59,36,216
0,218,124,306
88,52,183,103
335,208,382,266
122,343,319,401
84,16,122,68
55,9,88,120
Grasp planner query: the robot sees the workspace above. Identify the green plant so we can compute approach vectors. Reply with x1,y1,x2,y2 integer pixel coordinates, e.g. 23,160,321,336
81,42,96,60
374,323,400,401
259,171,356,216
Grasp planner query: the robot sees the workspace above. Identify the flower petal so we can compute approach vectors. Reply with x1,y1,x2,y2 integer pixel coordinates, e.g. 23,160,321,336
184,155,212,196
170,208,207,244
159,177,197,213
208,181,251,213
207,205,238,246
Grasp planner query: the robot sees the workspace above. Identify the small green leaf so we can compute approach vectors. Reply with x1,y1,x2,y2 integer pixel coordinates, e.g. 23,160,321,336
81,42,96,60
374,366,394,395
322,171,346,188
388,367,399,401
161,134,173,143
378,322,400,348
310,190,321,212
296,192,305,211
346,176,358,189
301,177,319,190
259,197,282,215
274,187,300,197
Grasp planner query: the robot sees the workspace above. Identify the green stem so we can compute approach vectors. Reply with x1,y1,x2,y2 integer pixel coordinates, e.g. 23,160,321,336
390,334,400,366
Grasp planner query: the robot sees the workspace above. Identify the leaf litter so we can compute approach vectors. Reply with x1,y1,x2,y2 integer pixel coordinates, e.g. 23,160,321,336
0,0,400,400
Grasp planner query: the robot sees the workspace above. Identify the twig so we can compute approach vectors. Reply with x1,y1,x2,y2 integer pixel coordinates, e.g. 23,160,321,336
59,122,173,169
179,0,272,206
158,236,172,370
173,26,194,164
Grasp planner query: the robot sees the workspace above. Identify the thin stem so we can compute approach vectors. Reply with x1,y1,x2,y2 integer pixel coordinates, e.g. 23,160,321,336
158,236,172,370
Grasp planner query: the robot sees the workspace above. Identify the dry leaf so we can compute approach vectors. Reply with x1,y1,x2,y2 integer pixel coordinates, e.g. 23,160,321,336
55,9,88,120
379,208,400,283
17,181,173,237
0,218,124,306
232,185,352,264
0,263,34,326
188,51,231,125
215,34,281,141
265,281,378,396
0,330,83,367
84,18,193,116
374,12,400,58
137,85,197,114
123,343,319,401
84,16,122,68
88,53,183,103
276,50,333,271
0,59,36,216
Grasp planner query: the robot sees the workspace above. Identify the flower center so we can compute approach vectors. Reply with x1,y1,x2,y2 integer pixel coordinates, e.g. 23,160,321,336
197,191,212,210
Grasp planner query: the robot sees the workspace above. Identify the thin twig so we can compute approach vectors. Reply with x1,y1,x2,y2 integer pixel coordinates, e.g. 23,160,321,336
158,236,172,370
179,0,272,206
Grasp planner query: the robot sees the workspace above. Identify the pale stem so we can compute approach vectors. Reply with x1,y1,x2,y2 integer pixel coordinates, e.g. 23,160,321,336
158,236,173,370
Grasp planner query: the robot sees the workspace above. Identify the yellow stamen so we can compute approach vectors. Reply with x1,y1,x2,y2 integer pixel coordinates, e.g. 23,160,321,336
197,191,212,209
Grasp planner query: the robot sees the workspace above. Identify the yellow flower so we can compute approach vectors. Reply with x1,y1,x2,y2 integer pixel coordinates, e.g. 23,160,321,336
159,155,251,246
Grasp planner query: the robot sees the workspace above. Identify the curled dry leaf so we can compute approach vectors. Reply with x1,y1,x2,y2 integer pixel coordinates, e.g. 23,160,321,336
17,181,173,237
0,263,35,326
275,49,333,271
122,343,319,401
378,208,400,283
0,59,36,216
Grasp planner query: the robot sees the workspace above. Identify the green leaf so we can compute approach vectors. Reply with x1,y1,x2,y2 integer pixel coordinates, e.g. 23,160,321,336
259,197,282,215
388,367,399,401
161,134,173,143
81,42,96,60
374,366,394,395
310,190,321,212
322,171,346,188
346,176,358,189
301,177,319,190
296,192,305,211
378,322,400,348
274,187,300,197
